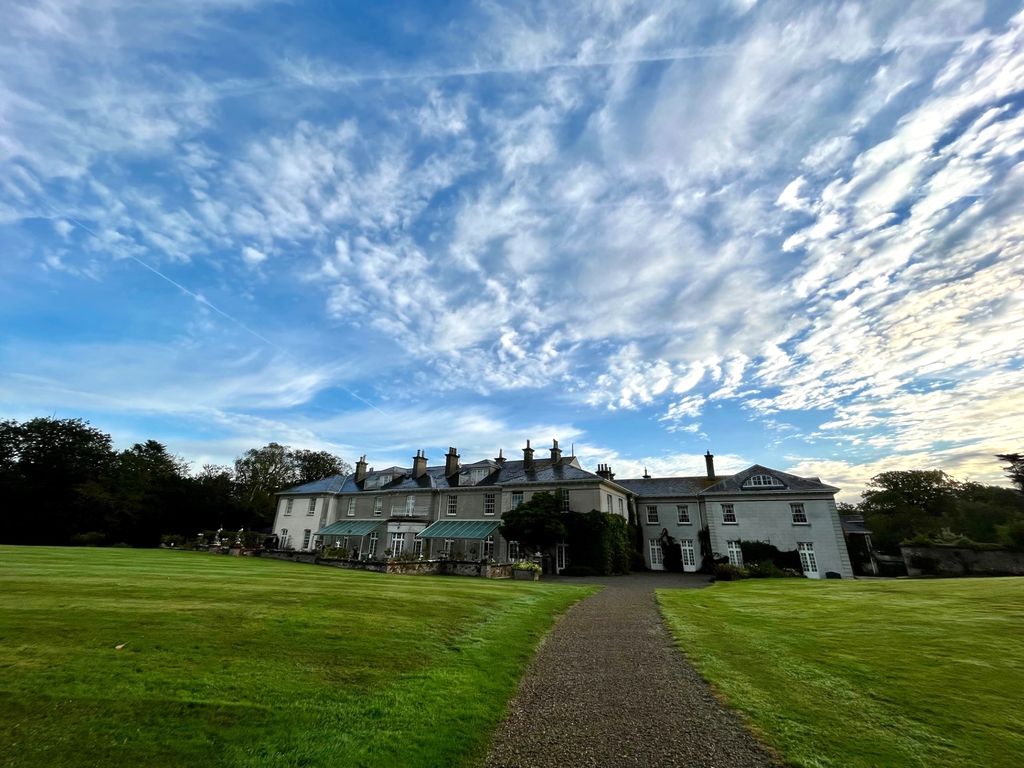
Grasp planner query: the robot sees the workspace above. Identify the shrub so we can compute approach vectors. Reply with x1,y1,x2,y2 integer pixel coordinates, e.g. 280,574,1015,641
997,521,1024,552
659,530,685,573
713,563,749,581
563,510,632,575
740,540,802,572
70,531,106,547
746,561,788,578
512,561,542,573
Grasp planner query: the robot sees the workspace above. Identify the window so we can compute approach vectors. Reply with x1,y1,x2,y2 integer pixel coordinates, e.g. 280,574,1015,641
511,491,524,509
722,504,737,524
373,496,382,516
390,532,405,556
483,536,494,560
560,488,570,512
676,505,690,524
405,495,416,516
484,493,496,516
302,529,312,549
726,540,743,567
649,538,664,566
346,498,356,517
446,495,458,516
791,503,808,524
798,542,818,574
618,497,624,515
308,498,316,515
414,538,423,558
680,539,696,568
367,531,378,558
606,493,613,513
279,528,288,547
646,505,659,525
285,499,293,516
508,540,521,561
443,538,454,555
748,474,777,487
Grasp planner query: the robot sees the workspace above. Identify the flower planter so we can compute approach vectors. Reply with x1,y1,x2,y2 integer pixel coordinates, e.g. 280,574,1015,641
513,569,540,581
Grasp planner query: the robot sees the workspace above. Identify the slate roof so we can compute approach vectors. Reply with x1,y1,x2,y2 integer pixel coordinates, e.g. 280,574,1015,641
616,477,714,498
701,464,840,494
277,456,614,495
841,517,871,535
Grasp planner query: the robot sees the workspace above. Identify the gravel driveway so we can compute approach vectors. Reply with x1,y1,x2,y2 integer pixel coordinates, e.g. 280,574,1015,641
485,573,780,768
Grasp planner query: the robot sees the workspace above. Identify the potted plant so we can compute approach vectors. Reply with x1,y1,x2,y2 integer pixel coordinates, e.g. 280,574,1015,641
512,561,542,581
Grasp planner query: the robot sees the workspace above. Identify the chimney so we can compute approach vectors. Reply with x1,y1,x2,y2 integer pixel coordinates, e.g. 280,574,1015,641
355,455,368,484
550,438,562,464
523,440,534,471
412,450,427,479
445,446,460,477
596,463,614,480
642,466,651,479
495,448,506,465
705,451,715,480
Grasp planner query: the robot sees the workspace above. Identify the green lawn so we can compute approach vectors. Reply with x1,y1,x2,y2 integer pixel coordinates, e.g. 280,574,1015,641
0,547,592,768
658,578,1024,768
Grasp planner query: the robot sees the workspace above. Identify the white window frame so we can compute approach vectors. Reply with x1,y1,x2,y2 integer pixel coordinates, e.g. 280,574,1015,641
405,495,416,516
511,491,524,509
285,499,293,516
446,495,458,516
346,498,356,517
791,503,809,524
280,528,288,547
443,538,453,555
414,538,423,558
676,505,690,524
390,532,405,556
606,493,613,513
308,498,316,515
302,529,312,549
484,493,496,516
798,542,818,574
618,497,624,516
367,531,378,558
748,474,778,487
646,505,659,525
722,503,737,524
483,536,494,560
508,540,521,561
373,496,382,517
680,539,696,568
726,540,743,567
649,538,664,566
560,488,571,512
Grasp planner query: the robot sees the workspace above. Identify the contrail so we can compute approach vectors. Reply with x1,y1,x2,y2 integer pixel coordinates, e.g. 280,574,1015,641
44,205,389,416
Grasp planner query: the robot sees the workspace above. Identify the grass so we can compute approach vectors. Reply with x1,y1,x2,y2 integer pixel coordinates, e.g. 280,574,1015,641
0,546,593,768
657,578,1024,768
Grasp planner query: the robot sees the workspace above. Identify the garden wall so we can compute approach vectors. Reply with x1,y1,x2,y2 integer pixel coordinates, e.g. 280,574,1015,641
258,550,512,578
901,546,1024,577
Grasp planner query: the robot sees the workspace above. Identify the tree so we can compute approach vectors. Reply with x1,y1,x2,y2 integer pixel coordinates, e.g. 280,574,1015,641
292,449,351,486
0,417,118,544
498,491,566,556
859,470,961,553
996,453,1024,493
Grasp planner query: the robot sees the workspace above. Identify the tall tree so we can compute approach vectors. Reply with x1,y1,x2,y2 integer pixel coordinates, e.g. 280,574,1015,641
996,453,1024,493
859,470,961,553
291,449,351,485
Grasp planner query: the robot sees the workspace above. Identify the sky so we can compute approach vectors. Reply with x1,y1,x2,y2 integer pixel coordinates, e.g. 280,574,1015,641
1,0,1022,501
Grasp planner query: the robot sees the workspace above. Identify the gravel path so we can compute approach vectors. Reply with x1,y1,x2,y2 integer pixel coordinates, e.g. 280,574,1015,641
485,573,780,768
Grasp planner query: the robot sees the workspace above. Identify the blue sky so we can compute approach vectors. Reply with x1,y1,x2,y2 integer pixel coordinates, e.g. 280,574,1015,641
2,0,1023,500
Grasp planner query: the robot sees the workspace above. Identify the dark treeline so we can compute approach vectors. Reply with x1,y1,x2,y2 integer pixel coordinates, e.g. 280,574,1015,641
0,417,350,547
840,456,1024,554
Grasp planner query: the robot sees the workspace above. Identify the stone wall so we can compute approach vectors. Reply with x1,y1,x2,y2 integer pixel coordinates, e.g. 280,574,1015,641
901,546,1024,577
252,550,514,578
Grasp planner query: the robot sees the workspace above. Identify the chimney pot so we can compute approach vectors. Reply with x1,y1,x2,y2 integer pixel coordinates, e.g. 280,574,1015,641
523,440,535,471
550,438,562,464
445,446,460,477
355,455,368,484
413,450,428,479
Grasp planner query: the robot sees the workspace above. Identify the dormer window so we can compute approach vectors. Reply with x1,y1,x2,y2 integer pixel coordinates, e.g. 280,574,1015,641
460,468,488,485
364,473,393,490
746,474,780,488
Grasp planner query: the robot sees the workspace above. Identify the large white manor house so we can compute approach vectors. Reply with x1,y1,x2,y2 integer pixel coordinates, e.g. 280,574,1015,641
272,440,853,578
